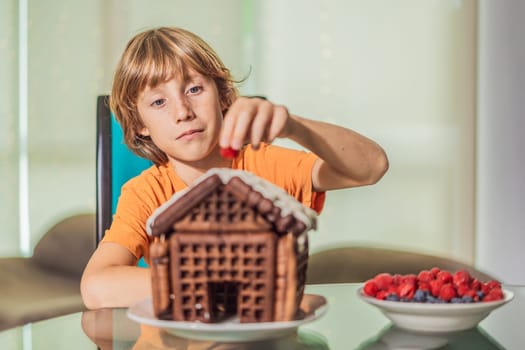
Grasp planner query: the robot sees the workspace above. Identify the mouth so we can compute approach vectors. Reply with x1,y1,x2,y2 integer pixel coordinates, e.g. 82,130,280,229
176,128,204,140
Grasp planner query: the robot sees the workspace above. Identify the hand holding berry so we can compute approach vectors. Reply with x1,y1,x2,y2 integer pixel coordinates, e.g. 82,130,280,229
219,97,292,152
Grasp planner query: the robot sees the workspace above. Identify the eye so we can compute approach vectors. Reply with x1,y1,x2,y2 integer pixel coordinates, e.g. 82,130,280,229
151,98,166,107
187,85,202,95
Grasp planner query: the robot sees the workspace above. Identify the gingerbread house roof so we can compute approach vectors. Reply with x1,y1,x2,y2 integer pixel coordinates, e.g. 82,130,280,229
146,168,317,237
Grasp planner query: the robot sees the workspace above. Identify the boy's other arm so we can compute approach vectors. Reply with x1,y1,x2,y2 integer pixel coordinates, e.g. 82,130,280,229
80,242,151,309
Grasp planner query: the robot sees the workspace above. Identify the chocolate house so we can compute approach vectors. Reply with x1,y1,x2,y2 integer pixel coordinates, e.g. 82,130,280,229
146,169,317,323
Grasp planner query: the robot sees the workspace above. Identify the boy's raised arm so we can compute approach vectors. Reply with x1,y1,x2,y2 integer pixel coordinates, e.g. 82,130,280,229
220,97,388,192
286,114,388,192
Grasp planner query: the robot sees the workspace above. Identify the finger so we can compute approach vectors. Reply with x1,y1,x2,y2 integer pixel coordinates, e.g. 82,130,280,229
230,102,258,150
267,105,289,142
220,108,236,148
220,97,250,148
250,102,273,149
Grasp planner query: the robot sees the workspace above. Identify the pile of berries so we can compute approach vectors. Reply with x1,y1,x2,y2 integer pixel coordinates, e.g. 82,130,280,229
363,268,504,303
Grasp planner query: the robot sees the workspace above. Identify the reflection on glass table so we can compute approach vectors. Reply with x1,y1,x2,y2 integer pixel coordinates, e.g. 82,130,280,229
0,283,523,349
82,299,330,350
358,325,506,350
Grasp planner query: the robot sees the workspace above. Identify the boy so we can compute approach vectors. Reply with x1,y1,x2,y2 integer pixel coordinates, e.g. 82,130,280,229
81,27,388,309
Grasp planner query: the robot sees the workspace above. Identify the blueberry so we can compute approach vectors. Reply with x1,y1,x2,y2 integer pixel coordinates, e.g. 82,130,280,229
427,295,438,303
450,297,463,303
386,294,400,301
413,289,427,302
477,291,485,300
462,295,474,303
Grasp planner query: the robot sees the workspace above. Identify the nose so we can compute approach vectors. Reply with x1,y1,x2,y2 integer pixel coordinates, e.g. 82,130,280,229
173,98,194,122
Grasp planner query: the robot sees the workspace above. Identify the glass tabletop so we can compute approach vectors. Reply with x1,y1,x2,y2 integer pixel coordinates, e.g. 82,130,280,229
0,283,523,349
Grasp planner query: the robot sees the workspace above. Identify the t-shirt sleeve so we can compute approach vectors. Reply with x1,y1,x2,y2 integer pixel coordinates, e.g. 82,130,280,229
100,178,154,262
237,143,326,214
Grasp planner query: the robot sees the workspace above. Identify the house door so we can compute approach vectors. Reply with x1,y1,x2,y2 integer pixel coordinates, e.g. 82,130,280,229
208,281,239,321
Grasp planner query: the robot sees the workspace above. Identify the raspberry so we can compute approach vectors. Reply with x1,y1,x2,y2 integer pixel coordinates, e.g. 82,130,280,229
363,280,379,297
456,283,470,297
398,283,416,300
481,282,492,295
483,288,504,302
219,147,239,159
375,290,388,300
417,270,433,283
374,273,393,291
400,274,417,286
486,280,502,290
429,279,444,297
438,283,456,302
463,289,479,301
417,281,430,292
387,285,398,296
453,270,471,286
392,274,403,286
470,278,481,291
437,270,453,283
430,267,441,277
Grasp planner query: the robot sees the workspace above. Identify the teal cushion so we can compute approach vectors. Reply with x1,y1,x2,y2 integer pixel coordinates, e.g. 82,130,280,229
111,113,152,268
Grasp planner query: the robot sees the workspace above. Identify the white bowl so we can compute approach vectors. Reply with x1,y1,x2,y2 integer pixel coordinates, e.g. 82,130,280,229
357,288,514,333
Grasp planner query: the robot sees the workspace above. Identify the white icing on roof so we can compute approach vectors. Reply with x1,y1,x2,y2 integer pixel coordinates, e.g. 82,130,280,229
146,168,318,235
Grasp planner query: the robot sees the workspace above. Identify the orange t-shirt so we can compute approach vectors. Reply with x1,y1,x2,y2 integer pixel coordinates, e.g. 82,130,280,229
101,143,326,262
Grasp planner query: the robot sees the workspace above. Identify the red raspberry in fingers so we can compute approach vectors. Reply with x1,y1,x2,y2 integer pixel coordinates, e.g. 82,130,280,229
220,147,239,159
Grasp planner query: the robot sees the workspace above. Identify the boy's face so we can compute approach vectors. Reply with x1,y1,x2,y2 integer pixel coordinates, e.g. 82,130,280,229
136,70,224,165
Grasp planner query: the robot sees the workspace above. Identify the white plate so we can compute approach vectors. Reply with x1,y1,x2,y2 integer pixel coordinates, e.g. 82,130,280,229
357,288,514,333
127,294,328,342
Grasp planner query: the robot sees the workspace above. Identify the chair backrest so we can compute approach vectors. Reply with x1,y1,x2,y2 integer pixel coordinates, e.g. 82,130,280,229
96,95,152,255
306,246,498,284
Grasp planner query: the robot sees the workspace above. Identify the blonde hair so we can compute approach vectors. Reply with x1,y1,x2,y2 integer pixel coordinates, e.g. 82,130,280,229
110,27,239,164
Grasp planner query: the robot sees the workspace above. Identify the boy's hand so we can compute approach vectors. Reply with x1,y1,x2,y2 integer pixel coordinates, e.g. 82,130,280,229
219,97,292,151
